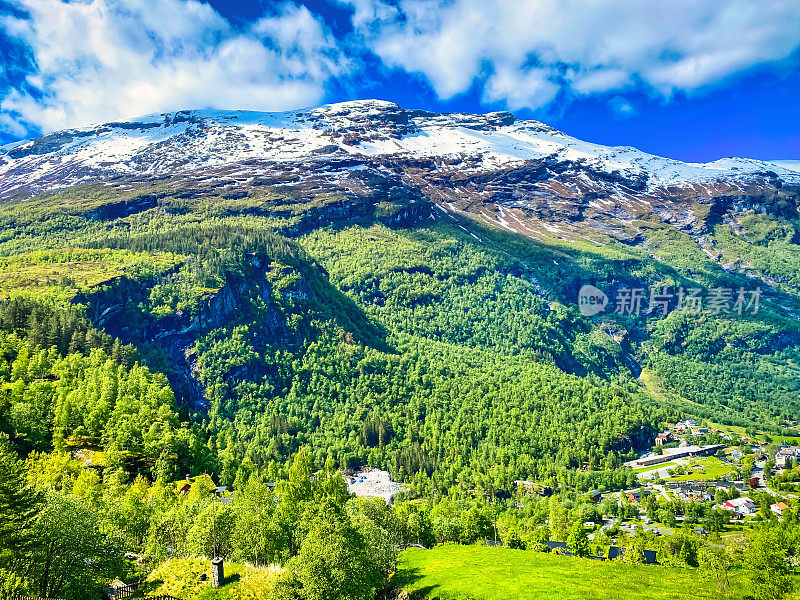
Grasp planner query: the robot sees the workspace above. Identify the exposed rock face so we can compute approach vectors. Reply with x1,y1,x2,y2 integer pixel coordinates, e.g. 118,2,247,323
2,99,798,247
613,426,657,454
78,261,308,408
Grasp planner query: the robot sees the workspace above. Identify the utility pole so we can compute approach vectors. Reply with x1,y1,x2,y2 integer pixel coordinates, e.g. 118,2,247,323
208,472,224,589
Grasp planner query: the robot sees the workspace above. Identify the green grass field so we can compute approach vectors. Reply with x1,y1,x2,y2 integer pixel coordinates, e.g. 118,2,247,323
706,420,800,446
395,545,744,600
665,457,735,482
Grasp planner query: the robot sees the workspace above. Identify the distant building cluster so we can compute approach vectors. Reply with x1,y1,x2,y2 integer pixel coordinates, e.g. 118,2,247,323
627,444,725,468
668,480,748,505
775,445,800,468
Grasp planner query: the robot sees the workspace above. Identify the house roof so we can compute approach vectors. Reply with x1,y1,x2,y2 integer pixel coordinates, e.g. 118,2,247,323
546,541,573,556
607,547,657,564
725,497,755,507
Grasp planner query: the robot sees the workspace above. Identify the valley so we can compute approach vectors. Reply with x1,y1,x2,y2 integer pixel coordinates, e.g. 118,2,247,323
1,101,800,600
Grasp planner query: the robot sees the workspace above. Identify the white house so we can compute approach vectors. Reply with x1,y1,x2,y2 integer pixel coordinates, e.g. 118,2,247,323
722,497,756,516
775,447,799,468
771,502,789,517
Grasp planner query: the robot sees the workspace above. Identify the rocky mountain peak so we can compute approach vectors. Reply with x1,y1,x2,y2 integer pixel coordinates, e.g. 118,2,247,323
0,100,798,253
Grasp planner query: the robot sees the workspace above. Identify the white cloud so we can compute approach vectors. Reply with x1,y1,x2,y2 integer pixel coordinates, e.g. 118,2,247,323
483,65,558,110
342,0,397,30
341,0,800,110
0,112,27,138
0,0,348,135
5,0,799,136
607,96,637,118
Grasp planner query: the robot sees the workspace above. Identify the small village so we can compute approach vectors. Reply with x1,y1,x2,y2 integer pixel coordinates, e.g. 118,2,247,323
497,416,800,565
573,418,800,560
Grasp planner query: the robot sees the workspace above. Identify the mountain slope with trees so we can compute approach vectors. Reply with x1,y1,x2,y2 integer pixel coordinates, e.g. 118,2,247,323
1,102,800,598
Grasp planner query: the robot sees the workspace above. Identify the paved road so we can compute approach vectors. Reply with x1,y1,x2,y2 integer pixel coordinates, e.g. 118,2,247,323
753,460,777,496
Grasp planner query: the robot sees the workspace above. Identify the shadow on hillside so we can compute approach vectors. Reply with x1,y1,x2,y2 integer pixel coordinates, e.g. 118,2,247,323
302,259,395,354
388,566,442,600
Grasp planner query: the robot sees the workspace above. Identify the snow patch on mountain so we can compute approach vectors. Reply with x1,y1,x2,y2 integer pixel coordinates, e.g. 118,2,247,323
770,159,800,173
1,99,798,199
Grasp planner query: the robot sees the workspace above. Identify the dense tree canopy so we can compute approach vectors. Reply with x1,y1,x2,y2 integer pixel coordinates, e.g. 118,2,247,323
1,182,800,597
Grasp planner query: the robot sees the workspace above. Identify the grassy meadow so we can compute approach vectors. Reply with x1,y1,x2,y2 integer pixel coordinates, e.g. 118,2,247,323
395,545,742,600
665,457,736,482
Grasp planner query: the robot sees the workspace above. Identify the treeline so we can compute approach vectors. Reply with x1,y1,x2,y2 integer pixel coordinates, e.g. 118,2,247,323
0,296,137,360
0,445,397,600
647,311,800,428
199,323,666,494
0,332,208,477
0,297,208,475
92,221,308,284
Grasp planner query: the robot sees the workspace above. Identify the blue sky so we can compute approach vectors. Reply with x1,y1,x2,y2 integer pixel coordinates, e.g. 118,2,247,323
1,0,799,162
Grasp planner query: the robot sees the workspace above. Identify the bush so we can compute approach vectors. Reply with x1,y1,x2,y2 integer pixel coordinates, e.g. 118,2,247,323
146,558,213,598
238,564,285,600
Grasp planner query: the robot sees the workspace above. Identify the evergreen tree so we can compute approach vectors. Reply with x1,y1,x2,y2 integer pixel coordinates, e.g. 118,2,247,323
0,436,41,576
567,521,590,557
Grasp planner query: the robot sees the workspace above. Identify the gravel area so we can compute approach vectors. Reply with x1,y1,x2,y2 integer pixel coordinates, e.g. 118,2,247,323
345,467,404,504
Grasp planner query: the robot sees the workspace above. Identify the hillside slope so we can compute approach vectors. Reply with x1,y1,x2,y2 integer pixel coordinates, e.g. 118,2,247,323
0,101,799,490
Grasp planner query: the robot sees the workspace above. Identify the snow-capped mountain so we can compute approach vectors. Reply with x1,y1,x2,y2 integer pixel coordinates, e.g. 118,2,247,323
1,99,798,242
771,159,800,173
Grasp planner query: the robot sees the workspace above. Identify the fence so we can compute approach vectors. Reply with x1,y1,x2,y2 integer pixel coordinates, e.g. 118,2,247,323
108,581,140,600
5,592,180,600
109,584,183,600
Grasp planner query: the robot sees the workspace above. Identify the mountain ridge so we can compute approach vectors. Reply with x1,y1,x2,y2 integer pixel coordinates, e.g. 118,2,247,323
2,99,798,198
2,100,799,285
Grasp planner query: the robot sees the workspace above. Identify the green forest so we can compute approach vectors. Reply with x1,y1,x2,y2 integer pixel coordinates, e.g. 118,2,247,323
2,181,800,599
